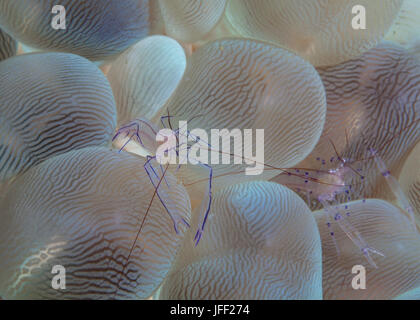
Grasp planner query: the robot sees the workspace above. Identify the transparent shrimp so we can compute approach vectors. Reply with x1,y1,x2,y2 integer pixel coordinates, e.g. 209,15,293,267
109,115,215,298
318,197,385,268
113,115,213,247
267,119,419,268
263,138,387,268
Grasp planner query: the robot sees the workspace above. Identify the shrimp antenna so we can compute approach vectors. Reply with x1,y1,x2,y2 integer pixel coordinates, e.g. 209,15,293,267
345,128,350,151
166,108,174,131
113,162,171,298
351,118,420,164
328,138,363,178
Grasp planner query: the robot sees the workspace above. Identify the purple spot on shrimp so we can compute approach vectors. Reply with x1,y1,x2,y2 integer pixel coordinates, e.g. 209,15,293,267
382,170,391,177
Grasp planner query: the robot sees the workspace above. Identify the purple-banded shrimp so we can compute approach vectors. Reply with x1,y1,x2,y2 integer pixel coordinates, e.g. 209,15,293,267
107,114,214,298
272,133,419,268
112,114,213,248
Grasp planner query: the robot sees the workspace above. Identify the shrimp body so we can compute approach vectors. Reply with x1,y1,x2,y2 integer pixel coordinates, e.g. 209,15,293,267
112,117,213,246
274,152,386,268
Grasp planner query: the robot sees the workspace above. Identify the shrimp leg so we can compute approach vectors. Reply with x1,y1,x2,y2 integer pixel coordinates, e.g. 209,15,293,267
144,156,190,234
113,122,146,148
192,162,213,246
369,148,417,230
319,198,384,268
319,200,341,257
177,131,213,245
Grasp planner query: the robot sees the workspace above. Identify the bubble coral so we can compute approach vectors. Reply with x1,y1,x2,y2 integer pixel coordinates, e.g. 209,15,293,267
0,52,117,182
158,0,226,43
315,199,420,299
0,1,418,302
394,286,420,300
160,182,322,300
155,38,326,197
272,42,420,207
225,0,403,67
107,35,186,125
398,141,420,228
0,147,191,299
385,0,420,48
0,0,150,61
0,28,16,61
